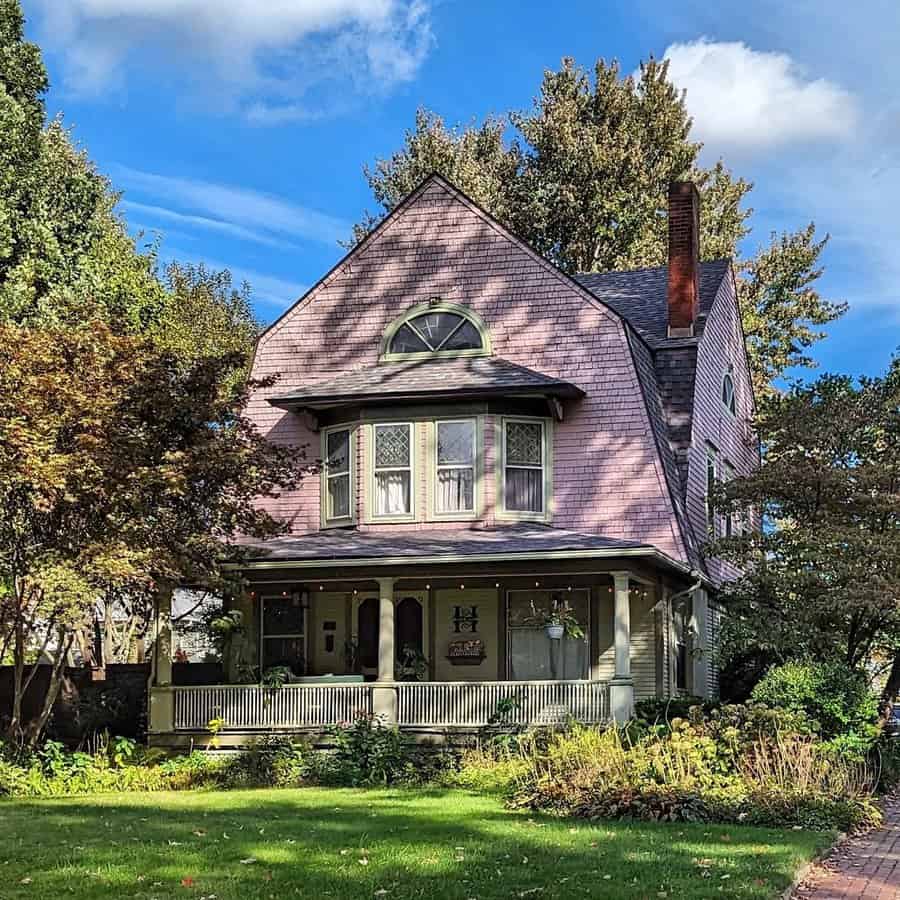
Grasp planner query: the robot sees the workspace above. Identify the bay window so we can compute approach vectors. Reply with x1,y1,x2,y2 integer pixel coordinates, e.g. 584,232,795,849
503,419,546,514
373,422,413,517
435,419,476,514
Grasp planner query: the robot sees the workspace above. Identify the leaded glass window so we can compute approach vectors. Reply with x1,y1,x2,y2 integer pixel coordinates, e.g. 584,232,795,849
387,309,484,356
374,423,413,516
436,420,475,514
504,420,545,514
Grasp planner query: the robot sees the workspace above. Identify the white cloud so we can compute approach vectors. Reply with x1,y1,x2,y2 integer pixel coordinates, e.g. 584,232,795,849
114,166,351,247
121,201,300,250
30,0,432,119
662,38,859,154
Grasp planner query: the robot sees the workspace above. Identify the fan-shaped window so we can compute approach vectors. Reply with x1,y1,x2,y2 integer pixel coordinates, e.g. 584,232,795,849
382,302,490,360
721,371,736,416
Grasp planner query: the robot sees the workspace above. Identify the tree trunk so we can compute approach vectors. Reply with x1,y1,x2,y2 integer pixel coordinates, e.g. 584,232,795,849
881,648,900,711
27,629,73,748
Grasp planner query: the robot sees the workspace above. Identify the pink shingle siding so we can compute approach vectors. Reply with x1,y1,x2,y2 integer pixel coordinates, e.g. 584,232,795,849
686,270,759,583
247,179,687,559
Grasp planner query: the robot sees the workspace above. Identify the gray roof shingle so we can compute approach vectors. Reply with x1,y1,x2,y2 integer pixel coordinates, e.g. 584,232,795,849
269,356,584,409
235,523,649,563
575,260,730,347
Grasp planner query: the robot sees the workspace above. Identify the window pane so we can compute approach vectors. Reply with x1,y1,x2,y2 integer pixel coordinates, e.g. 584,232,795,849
506,422,542,466
263,599,304,635
389,323,429,354
722,374,736,414
262,637,305,674
437,420,474,465
441,319,482,350
506,468,543,512
326,429,350,474
410,312,463,349
375,424,410,468
437,468,474,512
328,473,350,519
376,471,411,515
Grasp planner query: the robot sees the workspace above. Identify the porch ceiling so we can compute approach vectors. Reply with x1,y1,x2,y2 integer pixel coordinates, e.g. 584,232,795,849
228,524,698,582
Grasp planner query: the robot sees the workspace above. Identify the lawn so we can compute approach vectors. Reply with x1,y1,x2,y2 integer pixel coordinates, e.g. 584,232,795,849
0,788,830,900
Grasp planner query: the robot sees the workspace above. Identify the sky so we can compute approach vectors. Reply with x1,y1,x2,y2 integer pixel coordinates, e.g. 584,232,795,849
21,0,900,379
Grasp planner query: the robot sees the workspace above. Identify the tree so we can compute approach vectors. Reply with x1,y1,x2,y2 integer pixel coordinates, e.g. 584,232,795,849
354,57,844,394
711,357,900,700
0,2,165,331
0,321,308,745
152,262,259,382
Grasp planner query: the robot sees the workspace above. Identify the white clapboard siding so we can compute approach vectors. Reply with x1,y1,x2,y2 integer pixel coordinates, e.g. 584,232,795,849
396,681,609,727
173,685,373,731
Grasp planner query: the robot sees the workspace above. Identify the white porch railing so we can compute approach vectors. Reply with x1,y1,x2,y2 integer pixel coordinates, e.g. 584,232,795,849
172,684,373,731
170,680,610,731
396,680,609,727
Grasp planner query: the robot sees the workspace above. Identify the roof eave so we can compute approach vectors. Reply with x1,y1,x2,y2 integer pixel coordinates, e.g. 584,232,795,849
224,544,708,585
268,383,585,411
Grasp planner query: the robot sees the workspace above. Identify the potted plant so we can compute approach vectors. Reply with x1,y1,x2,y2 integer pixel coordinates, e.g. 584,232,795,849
527,595,585,640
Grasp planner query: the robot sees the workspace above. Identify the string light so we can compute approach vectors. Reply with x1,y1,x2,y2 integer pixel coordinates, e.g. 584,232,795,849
319,584,324,591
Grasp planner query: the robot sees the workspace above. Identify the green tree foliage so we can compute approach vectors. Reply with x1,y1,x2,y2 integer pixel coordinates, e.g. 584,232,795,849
0,4,165,329
355,57,844,394
0,321,307,744
712,357,900,697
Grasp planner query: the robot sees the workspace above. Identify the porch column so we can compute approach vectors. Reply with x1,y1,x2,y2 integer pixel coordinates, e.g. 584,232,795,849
372,577,398,725
148,589,174,735
154,590,173,687
609,572,634,723
690,587,710,699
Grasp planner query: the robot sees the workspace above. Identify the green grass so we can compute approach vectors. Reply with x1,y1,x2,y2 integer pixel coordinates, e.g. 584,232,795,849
0,788,831,899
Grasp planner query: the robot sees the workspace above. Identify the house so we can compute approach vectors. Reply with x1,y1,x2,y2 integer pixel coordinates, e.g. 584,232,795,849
148,176,757,747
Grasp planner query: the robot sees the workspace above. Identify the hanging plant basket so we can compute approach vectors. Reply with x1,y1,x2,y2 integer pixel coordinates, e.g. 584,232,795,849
545,624,565,640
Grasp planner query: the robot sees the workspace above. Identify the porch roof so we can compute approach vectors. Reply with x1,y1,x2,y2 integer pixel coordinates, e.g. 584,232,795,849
267,357,585,411
229,524,698,579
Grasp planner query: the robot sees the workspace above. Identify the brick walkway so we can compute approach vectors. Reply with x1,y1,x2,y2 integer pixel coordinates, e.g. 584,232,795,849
793,794,900,899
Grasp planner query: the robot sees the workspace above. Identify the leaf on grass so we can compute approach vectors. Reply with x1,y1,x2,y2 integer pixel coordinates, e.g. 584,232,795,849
181,877,195,887
239,858,257,865
19,877,32,885
358,858,369,866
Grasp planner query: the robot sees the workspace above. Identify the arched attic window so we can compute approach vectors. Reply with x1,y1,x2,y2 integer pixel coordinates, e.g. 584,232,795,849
381,301,491,361
722,370,737,416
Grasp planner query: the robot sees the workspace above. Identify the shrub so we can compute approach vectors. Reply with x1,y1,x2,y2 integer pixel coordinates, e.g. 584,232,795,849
634,696,711,725
507,715,881,832
751,662,880,754
314,715,418,786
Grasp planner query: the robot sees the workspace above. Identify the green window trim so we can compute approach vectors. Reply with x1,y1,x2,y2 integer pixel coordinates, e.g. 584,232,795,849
366,421,418,523
426,417,484,521
380,300,492,362
320,425,357,528
496,416,553,523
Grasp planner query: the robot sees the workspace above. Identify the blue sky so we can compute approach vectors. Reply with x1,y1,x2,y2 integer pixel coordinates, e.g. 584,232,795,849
22,0,900,379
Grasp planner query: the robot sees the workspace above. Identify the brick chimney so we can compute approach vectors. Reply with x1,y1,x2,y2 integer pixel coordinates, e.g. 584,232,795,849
667,181,700,337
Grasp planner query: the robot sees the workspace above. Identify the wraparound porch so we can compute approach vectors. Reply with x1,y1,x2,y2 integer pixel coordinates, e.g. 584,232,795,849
147,529,713,745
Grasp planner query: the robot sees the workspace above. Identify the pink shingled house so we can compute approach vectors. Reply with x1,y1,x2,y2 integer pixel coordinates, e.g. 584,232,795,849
149,175,757,746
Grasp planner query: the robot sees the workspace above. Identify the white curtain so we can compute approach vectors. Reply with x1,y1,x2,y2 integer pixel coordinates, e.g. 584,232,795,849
437,468,473,512
376,471,410,515
508,629,588,681
328,474,349,518
506,468,543,512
